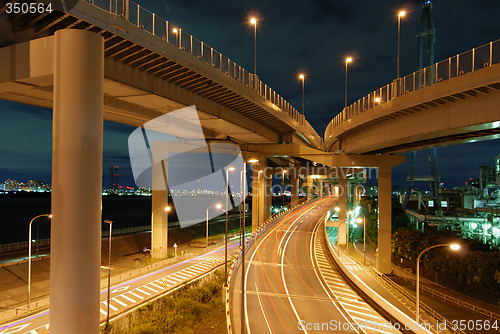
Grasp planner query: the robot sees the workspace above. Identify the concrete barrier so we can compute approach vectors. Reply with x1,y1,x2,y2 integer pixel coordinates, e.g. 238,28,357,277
322,216,433,334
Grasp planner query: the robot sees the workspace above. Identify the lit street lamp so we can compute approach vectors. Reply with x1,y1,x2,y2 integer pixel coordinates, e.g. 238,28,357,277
206,203,222,248
299,74,305,118
355,213,367,265
103,219,113,326
225,166,235,282
173,27,179,47
345,57,352,108
397,11,406,79
28,213,51,309
416,243,460,321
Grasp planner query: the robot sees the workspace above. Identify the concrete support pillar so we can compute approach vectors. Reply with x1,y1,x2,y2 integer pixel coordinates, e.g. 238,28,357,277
306,175,314,200
319,178,324,197
290,175,299,204
252,159,263,231
263,161,271,221
338,175,347,245
50,30,103,334
377,167,392,274
252,158,270,231
151,143,169,259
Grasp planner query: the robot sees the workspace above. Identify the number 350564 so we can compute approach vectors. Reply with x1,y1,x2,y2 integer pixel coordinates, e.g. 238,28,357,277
5,2,53,14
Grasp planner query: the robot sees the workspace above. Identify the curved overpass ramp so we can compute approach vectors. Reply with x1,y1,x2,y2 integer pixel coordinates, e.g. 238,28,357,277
0,0,321,149
324,40,500,154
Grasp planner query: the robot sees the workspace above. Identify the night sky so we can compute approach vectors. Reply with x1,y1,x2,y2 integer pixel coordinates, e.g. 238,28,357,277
0,0,499,189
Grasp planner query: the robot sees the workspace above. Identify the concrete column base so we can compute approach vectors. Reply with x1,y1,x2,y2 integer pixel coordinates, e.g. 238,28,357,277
377,167,392,274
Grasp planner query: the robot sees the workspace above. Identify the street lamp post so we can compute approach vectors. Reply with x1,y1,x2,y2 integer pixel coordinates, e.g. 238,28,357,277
397,11,406,79
345,57,352,108
282,169,287,209
250,18,257,78
225,166,235,282
298,74,305,118
355,213,366,265
103,220,113,326
28,213,51,309
416,243,460,321
206,203,222,248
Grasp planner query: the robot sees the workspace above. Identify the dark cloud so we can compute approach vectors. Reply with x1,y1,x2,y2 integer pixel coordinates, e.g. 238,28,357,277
0,0,498,188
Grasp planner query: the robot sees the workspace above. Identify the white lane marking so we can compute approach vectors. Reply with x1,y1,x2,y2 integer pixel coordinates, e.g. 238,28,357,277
339,302,373,312
112,297,128,307
244,202,321,334
332,290,358,298
144,285,158,293
101,301,118,311
102,300,118,311
346,308,382,319
1,324,31,334
135,287,151,296
111,285,129,293
173,272,190,279
100,308,107,316
280,225,307,333
121,294,136,303
310,217,362,334
149,282,164,290
128,291,144,299
182,269,199,276
255,281,273,334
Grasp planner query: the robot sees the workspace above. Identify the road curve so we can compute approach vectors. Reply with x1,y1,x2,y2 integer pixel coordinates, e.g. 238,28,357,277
230,196,401,334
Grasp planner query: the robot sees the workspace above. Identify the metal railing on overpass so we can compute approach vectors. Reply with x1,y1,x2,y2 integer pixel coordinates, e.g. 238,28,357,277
326,39,500,134
84,0,321,146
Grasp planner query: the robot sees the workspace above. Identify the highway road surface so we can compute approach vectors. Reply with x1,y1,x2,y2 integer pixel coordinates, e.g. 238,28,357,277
0,243,232,334
230,196,401,334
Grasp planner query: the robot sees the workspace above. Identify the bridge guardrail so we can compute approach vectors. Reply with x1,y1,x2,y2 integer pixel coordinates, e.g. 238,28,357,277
395,274,500,321
0,225,152,254
82,0,322,147
326,39,500,141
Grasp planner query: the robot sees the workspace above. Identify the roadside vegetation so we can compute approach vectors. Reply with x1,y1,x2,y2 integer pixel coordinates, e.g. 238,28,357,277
392,227,500,307
359,197,500,307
